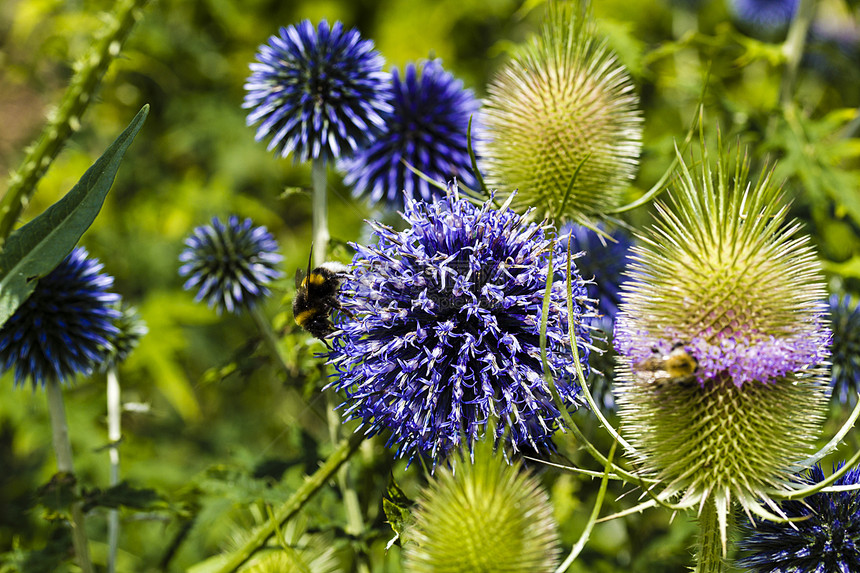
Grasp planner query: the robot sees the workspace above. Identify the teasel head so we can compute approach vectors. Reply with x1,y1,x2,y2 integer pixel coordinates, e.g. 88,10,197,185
403,437,561,572
481,1,642,223
612,138,831,544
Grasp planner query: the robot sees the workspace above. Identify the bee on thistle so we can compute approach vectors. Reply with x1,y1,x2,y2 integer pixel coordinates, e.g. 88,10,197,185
632,343,699,387
292,251,350,345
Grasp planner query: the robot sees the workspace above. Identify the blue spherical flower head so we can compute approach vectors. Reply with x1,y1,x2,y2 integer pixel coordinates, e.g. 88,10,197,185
243,20,393,164
326,189,596,463
738,463,860,573
830,294,860,406
179,216,283,314
730,0,799,30
340,59,481,207
0,247,121,389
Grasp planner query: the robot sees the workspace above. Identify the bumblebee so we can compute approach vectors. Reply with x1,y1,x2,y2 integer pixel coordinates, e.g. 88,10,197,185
632,343,698,386
292,252,349,345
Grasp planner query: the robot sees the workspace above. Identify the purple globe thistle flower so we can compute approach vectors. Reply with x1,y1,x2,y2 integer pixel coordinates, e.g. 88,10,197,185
829,294,860,406
243,20,393,164
730,0,799,30
179,216,283,315
0,247,120,389
326,189,597,463
738,463,860,572
339,59,481,207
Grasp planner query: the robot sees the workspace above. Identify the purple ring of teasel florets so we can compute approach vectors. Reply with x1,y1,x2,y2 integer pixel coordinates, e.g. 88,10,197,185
340,59,481,207
179,216,283,315
737,463,860,572
243,20,393,164
326,190,596,463
829,293,860,405
0,247,121,389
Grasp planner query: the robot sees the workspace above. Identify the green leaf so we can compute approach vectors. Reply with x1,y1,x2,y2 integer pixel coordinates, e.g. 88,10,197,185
382,473,413,549
81,480,165,512
0,104,149,327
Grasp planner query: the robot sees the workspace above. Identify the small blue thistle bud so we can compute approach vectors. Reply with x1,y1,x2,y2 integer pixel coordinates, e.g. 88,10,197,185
613,142,831,541
829,293,860,406
326,188,596,463
179,216,283,315
0,247,121,389
243,20,393,164
481,2,642,222
340,59,481,207
100,303,147,371
403,438,561,572
738,463,860,572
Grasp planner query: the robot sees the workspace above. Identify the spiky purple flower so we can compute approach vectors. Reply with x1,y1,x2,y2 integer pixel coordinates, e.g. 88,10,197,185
326,189,596,462
738,463,860,573
179,216,283,314
340,59,480,207
0,247,120,389
829,294,860,405
243,20,393,164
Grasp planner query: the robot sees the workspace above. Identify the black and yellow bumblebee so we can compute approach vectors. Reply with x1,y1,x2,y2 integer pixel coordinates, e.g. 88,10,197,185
292,252,349,345
632,343,698,386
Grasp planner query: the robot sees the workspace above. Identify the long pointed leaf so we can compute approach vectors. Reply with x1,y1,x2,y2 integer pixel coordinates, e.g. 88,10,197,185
0,104,149,326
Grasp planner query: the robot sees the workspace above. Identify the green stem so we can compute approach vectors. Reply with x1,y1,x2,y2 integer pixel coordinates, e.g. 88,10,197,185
107,367,121,573
326,394,365,537
45,378,94,573
778,0,816,107
189,430,366,573
696,497,725,573
311,158,329,268
250,304,293,378
0,0,149,247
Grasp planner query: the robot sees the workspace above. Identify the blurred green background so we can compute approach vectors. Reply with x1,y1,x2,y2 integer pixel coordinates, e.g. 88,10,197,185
0,0,859,571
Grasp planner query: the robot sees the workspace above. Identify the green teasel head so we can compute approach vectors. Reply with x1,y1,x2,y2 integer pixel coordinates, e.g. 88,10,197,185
481,0,642,223
613,137,831,540
403,437,560,572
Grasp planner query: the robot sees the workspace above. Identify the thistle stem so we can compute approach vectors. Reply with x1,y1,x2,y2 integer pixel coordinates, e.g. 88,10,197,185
311,158,329,267
779,0,815,107
249,304,292,377
107,367,121,573
326,393,365,537
0,0,148,246
189,430,366,573
696,497,725,573
45,378,94,573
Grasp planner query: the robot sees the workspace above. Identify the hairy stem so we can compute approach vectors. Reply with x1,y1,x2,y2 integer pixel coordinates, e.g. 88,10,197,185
0,0,149,246
46,378,94,573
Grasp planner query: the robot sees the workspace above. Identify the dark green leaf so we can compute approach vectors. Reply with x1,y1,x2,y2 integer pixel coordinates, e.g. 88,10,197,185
0,105,149,327
81,481,164,512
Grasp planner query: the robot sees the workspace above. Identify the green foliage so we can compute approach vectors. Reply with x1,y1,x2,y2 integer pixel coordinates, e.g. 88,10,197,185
2,0,860,571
